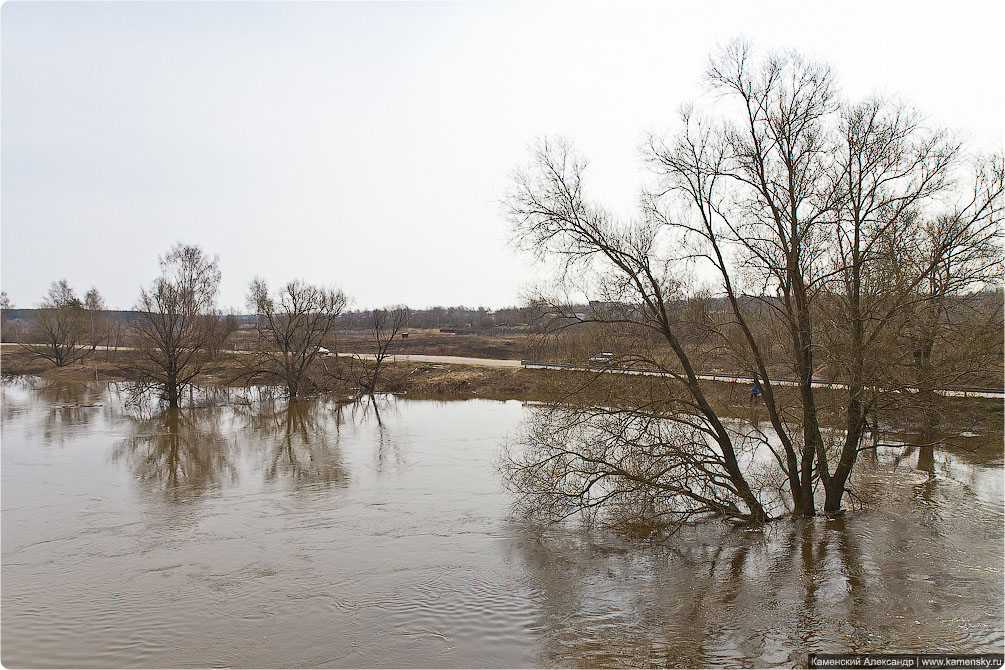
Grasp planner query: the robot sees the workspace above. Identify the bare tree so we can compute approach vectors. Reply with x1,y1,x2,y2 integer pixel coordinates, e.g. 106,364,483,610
103,319,127,362
505,138,769,525
242,278,347,398
21,280,102,367
623,43,844,518
648,44,991,515
885,156,1005,428
814,100,963,510
129,244,234,407
358,306,409,394
701,43,841,516
504,42,1002,527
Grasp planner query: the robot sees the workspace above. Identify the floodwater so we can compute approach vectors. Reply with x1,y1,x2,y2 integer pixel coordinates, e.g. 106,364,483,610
1,378,1002,668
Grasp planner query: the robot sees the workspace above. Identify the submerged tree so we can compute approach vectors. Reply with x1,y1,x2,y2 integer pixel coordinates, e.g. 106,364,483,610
506,397,782,530
506,137,769,524
130,244,234,407
503,42,1002,529
242,278,348,398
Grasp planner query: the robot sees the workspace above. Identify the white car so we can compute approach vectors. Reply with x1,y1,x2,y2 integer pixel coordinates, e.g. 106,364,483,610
588,352,615,365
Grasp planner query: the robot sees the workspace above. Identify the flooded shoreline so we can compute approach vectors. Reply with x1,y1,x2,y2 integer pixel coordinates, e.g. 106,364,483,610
2,377,1002,668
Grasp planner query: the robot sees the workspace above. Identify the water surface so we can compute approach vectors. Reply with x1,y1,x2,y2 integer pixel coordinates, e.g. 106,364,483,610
2,378,1002,667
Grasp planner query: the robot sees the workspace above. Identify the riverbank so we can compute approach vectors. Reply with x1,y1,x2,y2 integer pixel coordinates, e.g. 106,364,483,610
2,347,1001,441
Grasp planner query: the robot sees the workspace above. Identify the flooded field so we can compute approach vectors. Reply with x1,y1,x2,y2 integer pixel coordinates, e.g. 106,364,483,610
2,378,1002,668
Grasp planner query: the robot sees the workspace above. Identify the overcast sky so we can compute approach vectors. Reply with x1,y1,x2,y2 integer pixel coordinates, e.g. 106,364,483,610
2,1,1002,311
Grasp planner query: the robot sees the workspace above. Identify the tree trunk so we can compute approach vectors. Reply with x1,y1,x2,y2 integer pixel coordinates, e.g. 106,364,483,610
790,288,821,517
823,326,866,513
166,369,180,408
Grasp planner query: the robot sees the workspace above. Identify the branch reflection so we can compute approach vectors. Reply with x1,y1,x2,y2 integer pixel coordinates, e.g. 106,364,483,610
241,396,350,488
113,406,236,501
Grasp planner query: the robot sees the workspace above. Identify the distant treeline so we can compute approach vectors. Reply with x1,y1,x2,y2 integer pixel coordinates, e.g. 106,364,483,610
6,292,1002,336
0,304,546,343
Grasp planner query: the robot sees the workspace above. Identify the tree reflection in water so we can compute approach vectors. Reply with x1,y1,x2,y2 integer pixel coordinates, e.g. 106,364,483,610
352,394,403,474
113,388,360,495
507,440,1003,669
240,395,350,488
505,518,878,667
113,405,237,501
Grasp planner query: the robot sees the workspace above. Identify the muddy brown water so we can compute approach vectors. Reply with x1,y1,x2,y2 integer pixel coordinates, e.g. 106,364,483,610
1,378,1002,668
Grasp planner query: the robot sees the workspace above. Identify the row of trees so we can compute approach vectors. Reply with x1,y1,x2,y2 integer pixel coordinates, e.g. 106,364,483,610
503,41,1002,526
8,245,411,407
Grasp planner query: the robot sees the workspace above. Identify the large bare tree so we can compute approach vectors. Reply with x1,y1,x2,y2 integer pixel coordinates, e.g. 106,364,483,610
130,244,234,407
651,46,996,516
242,278,348,398
814,100,966,509
506,137,769,524
504,41,1002,528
